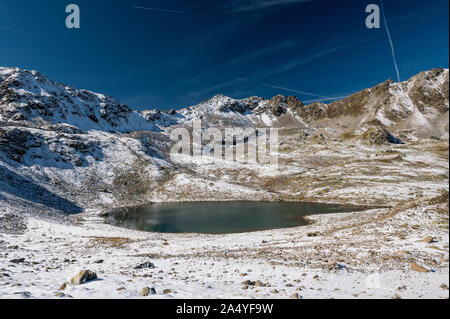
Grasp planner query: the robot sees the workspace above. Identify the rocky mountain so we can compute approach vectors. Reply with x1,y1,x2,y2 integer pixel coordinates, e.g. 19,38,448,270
0,66,448,217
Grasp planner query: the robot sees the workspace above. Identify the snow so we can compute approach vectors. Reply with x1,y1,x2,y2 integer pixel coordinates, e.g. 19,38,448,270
0,66,449,299
0,200,448,299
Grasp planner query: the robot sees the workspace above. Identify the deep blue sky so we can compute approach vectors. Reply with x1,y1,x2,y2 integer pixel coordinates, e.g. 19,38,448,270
0,0,448,110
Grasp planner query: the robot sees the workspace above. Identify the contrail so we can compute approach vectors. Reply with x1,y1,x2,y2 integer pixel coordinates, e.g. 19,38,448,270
0,24,44,37
238,78,334,99
380,0,400,82
134,6,183,14
238,78,349,103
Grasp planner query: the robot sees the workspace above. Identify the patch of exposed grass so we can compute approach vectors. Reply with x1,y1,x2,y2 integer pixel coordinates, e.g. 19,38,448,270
87,236,135,249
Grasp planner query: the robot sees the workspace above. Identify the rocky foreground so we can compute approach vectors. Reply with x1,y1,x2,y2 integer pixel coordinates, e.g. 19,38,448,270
0,192,448,299
0,67,448,298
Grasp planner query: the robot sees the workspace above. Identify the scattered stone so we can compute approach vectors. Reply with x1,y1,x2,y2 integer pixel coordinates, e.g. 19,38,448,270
291,293,301,299
307,232,320,237
135,262,155,270
94,259,104,264
9,258,25,264
13,291,32,298
328,262,347,271
271,289,279,294
392,293,402,299
140,287,155,296
163,289,173,294
241,280,256,286
410,262,430,273
440,284,449,290
70,270,97,285
424,236,436,244
59,282,67,290
117,287,126,291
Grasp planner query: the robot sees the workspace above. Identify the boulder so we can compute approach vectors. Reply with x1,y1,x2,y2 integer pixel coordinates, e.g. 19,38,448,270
410,262,430,273
134,262,155,270
70,270,97,285
140,287,156,296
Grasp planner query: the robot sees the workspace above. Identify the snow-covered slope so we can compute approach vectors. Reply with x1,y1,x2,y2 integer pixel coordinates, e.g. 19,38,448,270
0,67,158,132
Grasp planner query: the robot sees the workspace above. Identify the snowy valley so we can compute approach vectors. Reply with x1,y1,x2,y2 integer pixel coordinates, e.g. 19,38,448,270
0,66,448,299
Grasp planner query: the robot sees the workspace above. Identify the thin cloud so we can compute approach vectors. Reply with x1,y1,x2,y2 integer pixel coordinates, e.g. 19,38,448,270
226,40,299,66
187,80,242,98
245,32,386,82
134,6,184,14
222,0,315,13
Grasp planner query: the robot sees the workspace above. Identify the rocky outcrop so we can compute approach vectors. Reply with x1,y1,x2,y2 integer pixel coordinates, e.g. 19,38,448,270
362,126,404,145
0,128,42,162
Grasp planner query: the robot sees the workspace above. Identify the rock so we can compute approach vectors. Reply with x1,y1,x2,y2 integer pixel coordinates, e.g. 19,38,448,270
291,293,302,299
424,236,435,244
134,262,155,270
59,282,67,290
270,289,279,294
9,258,25,264
254,280,266,287
440,284,449,290
94,259,104,264
328,262,347,271
241,280,256,286
392,293,402,299
362,126,403,145
70,270,97,285
410,262,430,273
163,289,173,294
307,232,320,237
140,287,153,296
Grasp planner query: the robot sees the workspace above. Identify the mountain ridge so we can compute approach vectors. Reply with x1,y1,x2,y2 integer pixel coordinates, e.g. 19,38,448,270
1,66,448,137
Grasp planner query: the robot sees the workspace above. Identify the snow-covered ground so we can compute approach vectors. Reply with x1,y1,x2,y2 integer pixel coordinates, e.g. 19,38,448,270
0,67,448,299
0,195,448,299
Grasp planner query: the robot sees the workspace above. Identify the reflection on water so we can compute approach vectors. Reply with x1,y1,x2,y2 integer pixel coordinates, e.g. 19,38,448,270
106,201,366,234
